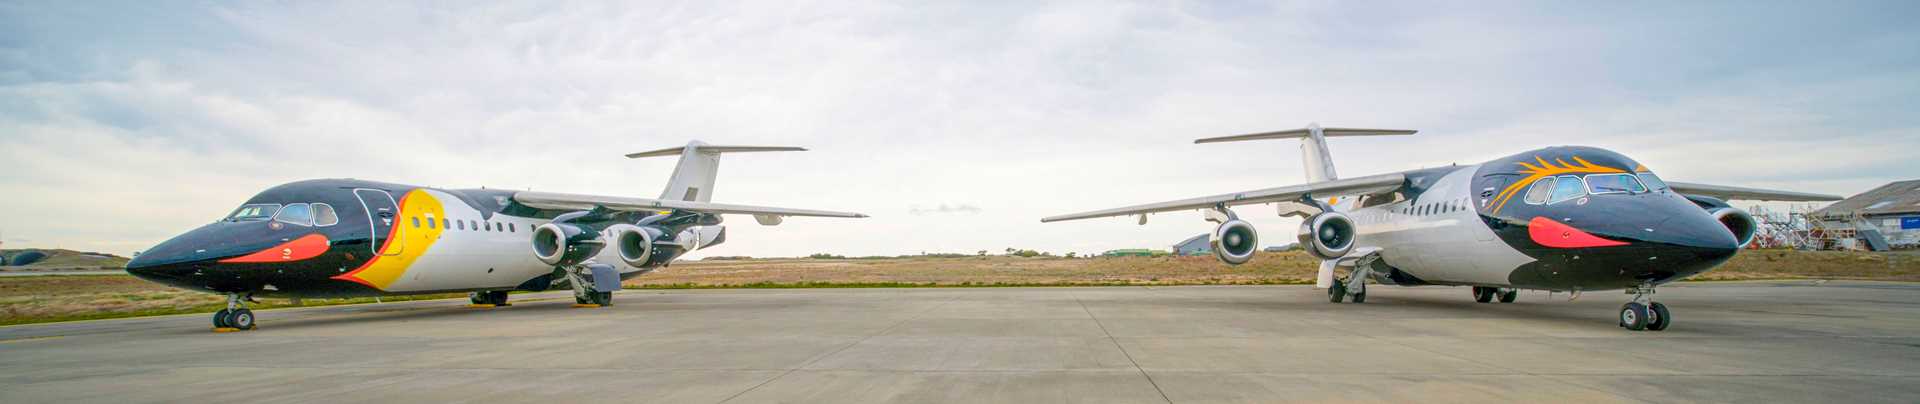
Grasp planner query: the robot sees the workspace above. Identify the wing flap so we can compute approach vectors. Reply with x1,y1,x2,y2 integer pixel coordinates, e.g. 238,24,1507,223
1665,182,1841,202
513,191,868,218
1040,173,1405,223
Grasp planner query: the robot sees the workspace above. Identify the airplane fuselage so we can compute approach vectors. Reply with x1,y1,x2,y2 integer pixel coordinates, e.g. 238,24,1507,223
1341,146,1739,292
125,179,709,298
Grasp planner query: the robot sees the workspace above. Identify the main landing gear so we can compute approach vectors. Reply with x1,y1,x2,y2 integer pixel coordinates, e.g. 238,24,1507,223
1471,287,1518,304
1618,283,1671,331
468,290,511,307
1328,255,1378,303
562,264,619,308
212,293,256,331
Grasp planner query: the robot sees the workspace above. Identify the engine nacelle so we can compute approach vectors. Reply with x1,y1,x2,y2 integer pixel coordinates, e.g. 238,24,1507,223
532,222,604,266
1211,219,1259,265
1708,207,1757,248
609,224,661,267
1297,212,1357,260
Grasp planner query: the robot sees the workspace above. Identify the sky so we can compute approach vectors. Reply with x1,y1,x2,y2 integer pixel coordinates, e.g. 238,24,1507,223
1,1,1917,258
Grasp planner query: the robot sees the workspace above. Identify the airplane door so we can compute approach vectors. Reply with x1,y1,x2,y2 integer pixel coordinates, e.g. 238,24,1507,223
354,189,403,256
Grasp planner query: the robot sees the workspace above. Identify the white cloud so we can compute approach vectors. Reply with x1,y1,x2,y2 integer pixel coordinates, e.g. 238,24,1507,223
0,1,1915,258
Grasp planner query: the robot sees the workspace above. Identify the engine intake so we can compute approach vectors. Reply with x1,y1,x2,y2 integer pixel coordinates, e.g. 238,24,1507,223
1297,212,1356,260
1708,207,1756,248
609,224,660,267
1211,219,1259,265
532,222,604,266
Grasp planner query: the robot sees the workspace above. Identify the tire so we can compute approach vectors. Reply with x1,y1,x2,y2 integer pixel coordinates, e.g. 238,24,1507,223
487,291,510,306
1620,302,1649,331
1352,291,1366,303
1329,280,1346,303
1473,287,1494,303
1647,302,1671,331
1498,289,1517,303
576,294,593,305
212,309,232,328
594,292,613,306
229,309,256,330
470,292,490,305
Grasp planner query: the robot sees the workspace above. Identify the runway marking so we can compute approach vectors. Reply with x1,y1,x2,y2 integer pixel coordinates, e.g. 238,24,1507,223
1075,290,1174,404
0,335,63,344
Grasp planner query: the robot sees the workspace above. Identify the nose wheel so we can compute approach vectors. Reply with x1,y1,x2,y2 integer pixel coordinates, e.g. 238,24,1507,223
212,294,256,332
1618,284,1671,331
1471,287,1518,303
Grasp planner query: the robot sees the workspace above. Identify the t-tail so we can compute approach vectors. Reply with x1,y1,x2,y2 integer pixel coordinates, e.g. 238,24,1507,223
1194,123,1415,211
1194,123,1416,183
625,141,807,202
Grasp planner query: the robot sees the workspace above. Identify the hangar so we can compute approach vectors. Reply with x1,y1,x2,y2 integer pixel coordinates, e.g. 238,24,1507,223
1808,179,1920,250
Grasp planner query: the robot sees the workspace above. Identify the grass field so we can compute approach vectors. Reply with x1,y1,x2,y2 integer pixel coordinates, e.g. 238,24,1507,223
3,250,1915,326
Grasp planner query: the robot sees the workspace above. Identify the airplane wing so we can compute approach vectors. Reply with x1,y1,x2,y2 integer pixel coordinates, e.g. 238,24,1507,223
512,191,868,218
1040,173,1406,223
1665,182,1842,202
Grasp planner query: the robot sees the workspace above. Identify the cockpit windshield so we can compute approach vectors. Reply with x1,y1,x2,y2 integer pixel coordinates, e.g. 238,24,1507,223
1586,173,1648,194
226,204,281,222
1636,172,1669,190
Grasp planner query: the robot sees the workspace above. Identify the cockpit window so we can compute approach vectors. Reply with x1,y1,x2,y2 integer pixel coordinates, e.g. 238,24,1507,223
1586,174,1648,194
275,203,313,226
1549,175,1587,204
226,204,281,222
312,203,339,226
1523,177,1557,205
1636,172,1669,191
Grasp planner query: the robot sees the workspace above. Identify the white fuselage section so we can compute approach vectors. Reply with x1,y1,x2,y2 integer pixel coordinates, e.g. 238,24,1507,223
1341,165,1534,286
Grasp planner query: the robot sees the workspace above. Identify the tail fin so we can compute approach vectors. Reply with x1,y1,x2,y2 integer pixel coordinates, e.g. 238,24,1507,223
1194,123,1415,183
625,140,806,202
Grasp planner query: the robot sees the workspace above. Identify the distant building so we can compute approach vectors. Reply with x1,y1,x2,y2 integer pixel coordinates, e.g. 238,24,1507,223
1102,249,1166,257
1173,233,1211,256
1809,179,1920,250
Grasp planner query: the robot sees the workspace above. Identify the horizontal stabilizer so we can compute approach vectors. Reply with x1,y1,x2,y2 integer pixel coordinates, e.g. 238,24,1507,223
1195,127,1416,144
626,145,806,159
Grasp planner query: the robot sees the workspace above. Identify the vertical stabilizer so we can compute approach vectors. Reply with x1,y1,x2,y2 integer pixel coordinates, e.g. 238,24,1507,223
625,141,807,202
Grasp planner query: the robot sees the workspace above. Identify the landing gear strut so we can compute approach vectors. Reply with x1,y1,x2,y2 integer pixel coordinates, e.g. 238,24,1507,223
1619,283,1671,331
562,264,618,307
1329,255,1376,304
213,293,256,331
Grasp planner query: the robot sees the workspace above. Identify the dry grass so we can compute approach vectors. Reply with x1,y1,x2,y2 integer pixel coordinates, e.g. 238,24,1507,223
0,276,459,326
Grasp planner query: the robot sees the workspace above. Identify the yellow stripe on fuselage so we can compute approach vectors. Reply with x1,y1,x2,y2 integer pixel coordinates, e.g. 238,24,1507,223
333,189,447,290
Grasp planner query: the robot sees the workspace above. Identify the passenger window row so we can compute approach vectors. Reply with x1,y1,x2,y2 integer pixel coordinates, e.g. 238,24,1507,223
408,216,516,233
1393,197,1475,217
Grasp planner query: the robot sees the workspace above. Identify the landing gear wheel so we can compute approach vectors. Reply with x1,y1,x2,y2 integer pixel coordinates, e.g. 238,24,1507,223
1620,302,1649,331
1498,289,1518,303
227,309,255,330
485,291,510,306
593,292,613,306
470,292,490,305
212,309,233,328
1646,302,1671,331
576,294,593,305
1351,291,1366,303
1329,280,1347,303
1472,287,1494,303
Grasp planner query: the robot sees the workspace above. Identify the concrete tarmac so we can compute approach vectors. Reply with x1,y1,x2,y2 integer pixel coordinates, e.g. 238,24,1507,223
2,281,1918,403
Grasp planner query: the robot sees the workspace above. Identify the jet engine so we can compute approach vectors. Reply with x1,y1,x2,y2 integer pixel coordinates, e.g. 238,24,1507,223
1708,207,1757,248
1211,219,1259,265
609,224,661,267
532,222,604,266
1297,212,1357,260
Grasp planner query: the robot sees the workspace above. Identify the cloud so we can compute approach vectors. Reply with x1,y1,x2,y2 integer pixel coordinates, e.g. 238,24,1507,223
909,204,983,216
0,2,1915,257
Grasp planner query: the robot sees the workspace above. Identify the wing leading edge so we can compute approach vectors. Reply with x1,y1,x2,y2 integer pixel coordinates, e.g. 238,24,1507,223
1665,182,1842,202
513,191,868,219
1040,173,1406,223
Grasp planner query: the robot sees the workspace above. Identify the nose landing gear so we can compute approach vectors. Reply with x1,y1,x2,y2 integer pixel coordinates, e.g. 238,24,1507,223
1618,284,1671,331
1471,287,1518,303
212,294,256,332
